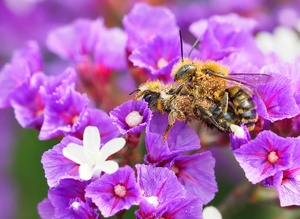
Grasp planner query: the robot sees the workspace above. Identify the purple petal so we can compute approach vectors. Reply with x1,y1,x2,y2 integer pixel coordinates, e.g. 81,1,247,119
110,100,152,135
37,198,55,219
123,3,178,51
234,130,296,184
171,152,218,204
255,73,299,122
41,136,83,187
86,166,141,217
145,113,200,164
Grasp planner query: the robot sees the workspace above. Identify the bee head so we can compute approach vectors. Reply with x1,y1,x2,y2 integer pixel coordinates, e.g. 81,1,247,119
174,64,197,83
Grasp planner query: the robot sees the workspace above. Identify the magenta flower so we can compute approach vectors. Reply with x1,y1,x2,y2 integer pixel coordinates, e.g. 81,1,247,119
86,166,141,217
234,130,296,184
46,179,100,219
122,2,178,52
273,141,300,207
10,72,46,129
170,152,218,205
47,17,127,70
135,164,203,219
254,72,299,122
110,100,152,135
144,113,200,165
37,198,55,219
0,41,42,108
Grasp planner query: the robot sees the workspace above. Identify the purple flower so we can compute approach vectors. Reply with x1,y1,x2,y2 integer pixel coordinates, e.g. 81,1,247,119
47,18,127,70
135,164,203,219
10,72,46,129
37,198,55,219
229,124,251,150
0,41,42,108
260,62,300,104
85,166,141,217
170,152,217,205
254,72,299,122
39,89,89,140
144,113,200,165
47,179,100,219
129,34,181,82
74,108,120,144
123,3,178,51
42,136,83,187
273,140,300,207
234,130,296,184
110,100,152,135
189,14,265,73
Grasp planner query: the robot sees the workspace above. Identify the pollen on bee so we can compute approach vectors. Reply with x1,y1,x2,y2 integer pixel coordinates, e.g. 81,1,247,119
125,111,143,127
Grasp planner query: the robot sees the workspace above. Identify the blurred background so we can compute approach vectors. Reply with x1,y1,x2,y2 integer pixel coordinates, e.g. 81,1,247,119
1,0,300,218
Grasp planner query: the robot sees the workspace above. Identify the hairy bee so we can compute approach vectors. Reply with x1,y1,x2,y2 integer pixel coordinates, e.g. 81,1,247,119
171,58,263,131
133,80,240,139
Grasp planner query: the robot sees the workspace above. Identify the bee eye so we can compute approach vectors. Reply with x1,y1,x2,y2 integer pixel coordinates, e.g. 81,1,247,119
143,93,155,103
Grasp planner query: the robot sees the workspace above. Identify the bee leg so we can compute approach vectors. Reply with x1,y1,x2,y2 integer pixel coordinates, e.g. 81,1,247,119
163,111,176,140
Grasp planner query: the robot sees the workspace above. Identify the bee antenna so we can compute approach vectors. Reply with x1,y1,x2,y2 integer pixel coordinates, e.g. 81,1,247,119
179,29,184,62
129,88,140,95
188,37,200,58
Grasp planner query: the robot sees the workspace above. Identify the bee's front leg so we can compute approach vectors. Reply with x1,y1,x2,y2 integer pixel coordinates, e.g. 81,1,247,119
213,91,229,114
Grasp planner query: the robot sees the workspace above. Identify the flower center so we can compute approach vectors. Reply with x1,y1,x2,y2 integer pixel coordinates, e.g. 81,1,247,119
170,164,179,174
114,184,127,198
125,111,143,127
145,196,159,207
267,151,279,164
157,58,168,69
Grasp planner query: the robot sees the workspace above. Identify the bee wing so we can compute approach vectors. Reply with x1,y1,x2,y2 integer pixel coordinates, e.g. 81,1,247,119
208,72,272,95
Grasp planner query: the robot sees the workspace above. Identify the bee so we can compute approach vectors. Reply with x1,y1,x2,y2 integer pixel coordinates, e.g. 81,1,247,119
171,58,266,131
133,80,240,139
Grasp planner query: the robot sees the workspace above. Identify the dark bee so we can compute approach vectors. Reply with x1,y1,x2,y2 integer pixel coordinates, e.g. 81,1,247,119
171,58,268,131
133,80,240,139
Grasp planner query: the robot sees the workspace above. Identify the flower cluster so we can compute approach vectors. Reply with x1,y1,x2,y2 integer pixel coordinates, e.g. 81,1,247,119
2,1,300,219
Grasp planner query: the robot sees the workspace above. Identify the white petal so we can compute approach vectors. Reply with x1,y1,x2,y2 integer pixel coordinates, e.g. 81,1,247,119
100,138,126,160
203,206,222,219
99,160,119,174
83,126,100,151
62,143,86,164
78,163,93,180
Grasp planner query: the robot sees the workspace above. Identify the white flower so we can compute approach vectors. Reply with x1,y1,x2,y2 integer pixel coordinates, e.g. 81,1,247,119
256,26,300,62
202,206,222,219
62,126,126,180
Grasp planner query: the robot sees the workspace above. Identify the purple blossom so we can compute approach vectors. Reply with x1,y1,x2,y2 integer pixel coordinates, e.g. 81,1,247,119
229,124,251,150
123,2,178,52
144,113,200,165
234,130,296,184
10,72,46,129
39,90,89,140
37,198,55,219
170,152,217,205
260,62,300,104
0,41,42,108
129,34,181,82
135,164,203,219
254,72,299,122
110,100,152,135
46,179,100,219
86,166,141,217
47,18,127,70
42,136,83,187
74,108,120,144
189,14,265,73
273,139,300,207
